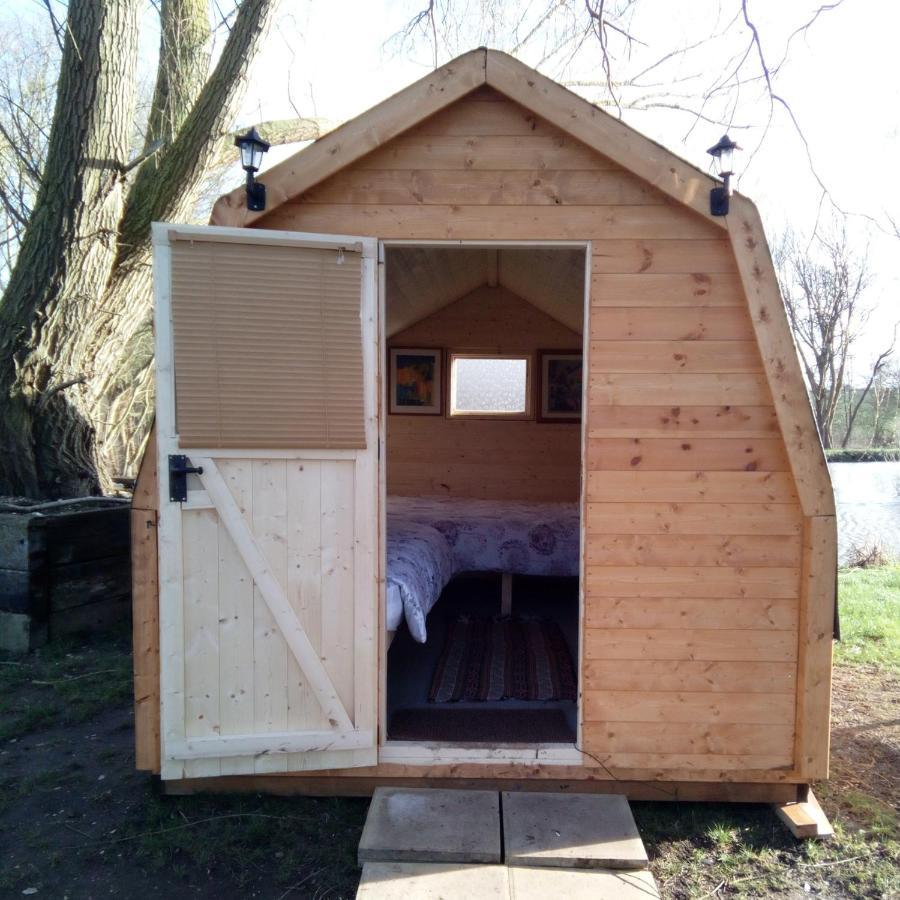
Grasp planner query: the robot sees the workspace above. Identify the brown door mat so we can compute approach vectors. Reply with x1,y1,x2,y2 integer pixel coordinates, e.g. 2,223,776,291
388,707,575,743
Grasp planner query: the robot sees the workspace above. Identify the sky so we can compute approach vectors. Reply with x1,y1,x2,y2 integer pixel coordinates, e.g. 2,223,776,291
236,0,900,373
9,0,900,371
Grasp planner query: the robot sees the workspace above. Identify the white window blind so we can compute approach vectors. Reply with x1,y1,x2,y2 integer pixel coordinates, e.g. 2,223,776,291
169,237,365,449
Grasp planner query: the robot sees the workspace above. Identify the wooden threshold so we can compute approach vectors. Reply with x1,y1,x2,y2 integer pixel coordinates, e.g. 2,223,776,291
378,742,581,766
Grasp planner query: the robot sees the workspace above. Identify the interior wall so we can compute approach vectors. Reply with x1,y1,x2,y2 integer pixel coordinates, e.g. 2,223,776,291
386,284,582,501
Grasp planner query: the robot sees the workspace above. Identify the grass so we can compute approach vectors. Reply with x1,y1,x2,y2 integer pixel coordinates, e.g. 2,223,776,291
0,625,133,741
835,565,900,670
620,565,900,897
635,801,899,898
1,570,899,898
115,792,368,895
825,448,900,462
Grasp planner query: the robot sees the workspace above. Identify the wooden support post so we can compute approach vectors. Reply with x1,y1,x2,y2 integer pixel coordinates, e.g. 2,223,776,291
501,573,513,617
132,427,161,773
774,788,834,840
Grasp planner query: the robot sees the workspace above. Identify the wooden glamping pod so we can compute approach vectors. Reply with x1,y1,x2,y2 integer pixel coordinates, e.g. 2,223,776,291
133,49,836,804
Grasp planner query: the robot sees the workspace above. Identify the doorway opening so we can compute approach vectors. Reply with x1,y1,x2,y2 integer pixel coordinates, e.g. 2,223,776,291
381,243,588,747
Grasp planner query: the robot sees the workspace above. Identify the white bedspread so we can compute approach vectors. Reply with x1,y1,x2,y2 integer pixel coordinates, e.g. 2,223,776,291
386,495,579,642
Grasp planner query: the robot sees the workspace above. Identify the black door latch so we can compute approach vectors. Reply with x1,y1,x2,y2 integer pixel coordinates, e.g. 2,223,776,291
168,455,204,502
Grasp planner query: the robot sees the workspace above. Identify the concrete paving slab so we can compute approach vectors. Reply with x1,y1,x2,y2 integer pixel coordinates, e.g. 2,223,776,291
357,862,509,899
502,792,649,869
358,787,502,864
508,866,660,899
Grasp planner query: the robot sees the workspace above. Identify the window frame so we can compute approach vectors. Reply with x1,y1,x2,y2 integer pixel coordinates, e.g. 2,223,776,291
447,351,534,420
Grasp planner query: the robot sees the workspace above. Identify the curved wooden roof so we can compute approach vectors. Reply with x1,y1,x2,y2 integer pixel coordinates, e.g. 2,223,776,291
210,47,832,518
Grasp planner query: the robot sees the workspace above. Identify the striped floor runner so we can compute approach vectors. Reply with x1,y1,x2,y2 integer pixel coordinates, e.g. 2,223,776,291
428,616,576,703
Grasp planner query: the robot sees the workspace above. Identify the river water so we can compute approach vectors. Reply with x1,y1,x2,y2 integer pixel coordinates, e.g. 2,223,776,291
829,461,900,564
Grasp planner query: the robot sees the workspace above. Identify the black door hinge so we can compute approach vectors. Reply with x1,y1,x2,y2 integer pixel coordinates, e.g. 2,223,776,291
168,455,204,503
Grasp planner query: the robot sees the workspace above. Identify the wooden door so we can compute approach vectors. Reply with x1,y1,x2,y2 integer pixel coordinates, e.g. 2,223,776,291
152,224,379,779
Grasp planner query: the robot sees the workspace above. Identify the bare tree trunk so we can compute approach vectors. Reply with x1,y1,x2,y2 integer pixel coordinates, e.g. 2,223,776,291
840,347,894,448
87,0,279,488
0,0,282,498
0,0,141,497
775,223,894,454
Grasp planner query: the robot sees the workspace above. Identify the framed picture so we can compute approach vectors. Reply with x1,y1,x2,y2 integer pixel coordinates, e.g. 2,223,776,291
537,350,583,423
389,347,443,415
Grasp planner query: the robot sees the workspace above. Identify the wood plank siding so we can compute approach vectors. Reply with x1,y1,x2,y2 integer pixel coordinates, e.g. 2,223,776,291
250,86,805,783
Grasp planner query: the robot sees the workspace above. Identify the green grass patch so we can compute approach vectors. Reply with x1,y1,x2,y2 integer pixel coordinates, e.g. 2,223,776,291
0,627,133,741
836,566,900,670
826,448,900,462
637,801,900,898
97,791,368,896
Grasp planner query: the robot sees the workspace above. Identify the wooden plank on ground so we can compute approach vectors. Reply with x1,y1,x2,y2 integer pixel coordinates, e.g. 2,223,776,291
774,789,834,839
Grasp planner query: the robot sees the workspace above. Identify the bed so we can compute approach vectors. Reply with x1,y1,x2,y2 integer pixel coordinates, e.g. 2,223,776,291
386,495,580,643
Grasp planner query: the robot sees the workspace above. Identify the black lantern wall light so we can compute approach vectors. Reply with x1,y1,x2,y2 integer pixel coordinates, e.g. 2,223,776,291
235,126,270,211
707,134,740,217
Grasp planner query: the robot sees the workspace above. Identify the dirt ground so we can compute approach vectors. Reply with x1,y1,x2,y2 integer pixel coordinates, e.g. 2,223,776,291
829,665,900,816
0,635,897,899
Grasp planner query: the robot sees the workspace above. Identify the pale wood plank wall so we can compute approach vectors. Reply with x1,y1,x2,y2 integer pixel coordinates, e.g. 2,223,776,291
387,284,582,501
255,86,805,781
172,458,364,777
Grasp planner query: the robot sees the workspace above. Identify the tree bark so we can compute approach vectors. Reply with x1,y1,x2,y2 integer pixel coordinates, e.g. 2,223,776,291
0,0,284,498
86,0,280,488
0,0,141,497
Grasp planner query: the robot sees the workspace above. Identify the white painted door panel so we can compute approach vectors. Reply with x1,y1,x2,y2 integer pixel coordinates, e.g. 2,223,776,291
152,224,378,779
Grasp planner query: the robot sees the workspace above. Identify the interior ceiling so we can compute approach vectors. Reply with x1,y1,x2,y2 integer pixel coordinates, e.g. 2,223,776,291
385,247,586,337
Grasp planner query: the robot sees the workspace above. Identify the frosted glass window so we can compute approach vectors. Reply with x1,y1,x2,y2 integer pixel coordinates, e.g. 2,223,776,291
450,355,531,416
